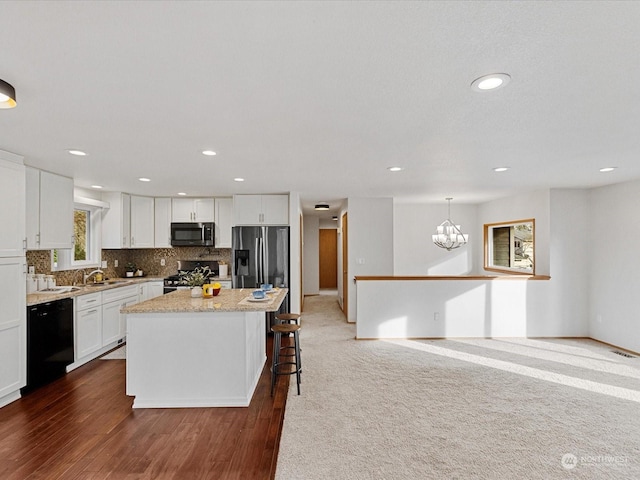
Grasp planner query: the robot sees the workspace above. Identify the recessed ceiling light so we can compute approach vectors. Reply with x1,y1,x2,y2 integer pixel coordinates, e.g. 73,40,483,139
493,167,509,172
315,203,330,211
332,216,338,221
91,185,103,189
177,192,187,196
471,73,511,92
68,149,87,156
599,167,616,172
202,150,217,156
387,166,404,172
234,177,245,182
0,78,17,108
138,177,151,182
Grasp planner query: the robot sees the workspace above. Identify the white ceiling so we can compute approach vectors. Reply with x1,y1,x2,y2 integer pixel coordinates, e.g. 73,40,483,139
2,1,640,217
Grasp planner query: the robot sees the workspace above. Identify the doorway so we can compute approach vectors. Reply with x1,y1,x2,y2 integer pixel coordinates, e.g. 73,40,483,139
319,229,337,289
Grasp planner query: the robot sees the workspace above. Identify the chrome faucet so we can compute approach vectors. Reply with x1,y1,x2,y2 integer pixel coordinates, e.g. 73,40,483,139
83,269,104,284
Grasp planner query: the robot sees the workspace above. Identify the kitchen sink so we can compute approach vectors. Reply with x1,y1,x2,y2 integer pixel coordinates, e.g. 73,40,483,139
37,286,83,294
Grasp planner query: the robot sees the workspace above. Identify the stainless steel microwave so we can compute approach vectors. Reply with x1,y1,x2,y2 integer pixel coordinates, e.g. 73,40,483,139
170,222,214,247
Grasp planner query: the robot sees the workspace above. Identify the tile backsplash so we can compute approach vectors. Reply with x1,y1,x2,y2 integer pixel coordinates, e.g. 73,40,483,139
26,247,231,285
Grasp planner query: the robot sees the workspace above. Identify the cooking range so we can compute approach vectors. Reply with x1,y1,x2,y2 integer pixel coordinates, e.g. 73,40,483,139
163,260,219,294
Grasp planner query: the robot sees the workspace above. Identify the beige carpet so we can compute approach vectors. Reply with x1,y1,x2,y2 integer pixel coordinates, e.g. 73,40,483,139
276,295,640,479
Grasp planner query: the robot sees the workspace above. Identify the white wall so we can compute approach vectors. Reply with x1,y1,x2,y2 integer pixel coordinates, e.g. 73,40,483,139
288,192,302,315
303,216,319,295
476,190,551,276
393,202,477,275
588,180,640,353
347,197,394,322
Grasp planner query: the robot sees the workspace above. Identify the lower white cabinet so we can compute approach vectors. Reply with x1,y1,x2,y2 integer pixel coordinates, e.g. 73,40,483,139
75,292,102,360
0,257,26,406
102,293,137,345
138,281,164,302
72,281,165,370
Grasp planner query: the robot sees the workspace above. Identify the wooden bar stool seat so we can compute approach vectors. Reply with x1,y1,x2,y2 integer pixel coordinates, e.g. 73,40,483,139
275,313,301,325
271,323,301,396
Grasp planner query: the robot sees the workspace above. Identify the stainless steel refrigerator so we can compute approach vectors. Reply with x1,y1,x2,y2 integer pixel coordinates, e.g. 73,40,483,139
232,226,290,318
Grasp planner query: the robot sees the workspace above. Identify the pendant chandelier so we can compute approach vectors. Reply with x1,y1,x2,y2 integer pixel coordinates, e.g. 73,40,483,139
432,198,469,251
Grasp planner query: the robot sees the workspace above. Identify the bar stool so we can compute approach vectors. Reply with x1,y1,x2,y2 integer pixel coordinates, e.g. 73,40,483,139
275,313,302,364
271,323,301,396
275,313,301,325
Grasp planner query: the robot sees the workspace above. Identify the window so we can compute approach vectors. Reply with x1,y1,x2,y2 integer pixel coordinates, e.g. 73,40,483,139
52,202,102,271
484,219,535,275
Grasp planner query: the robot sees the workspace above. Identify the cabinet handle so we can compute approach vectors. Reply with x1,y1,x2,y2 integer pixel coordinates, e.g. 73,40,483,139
23,238,27,252
131,236,135,246
36,233,40,246
86,299,97,303
87,309,98,314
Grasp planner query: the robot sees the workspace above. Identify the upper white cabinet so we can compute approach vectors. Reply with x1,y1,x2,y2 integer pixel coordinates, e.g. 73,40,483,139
233,194,289,225
154,197,172,248
0,158,26,257
102,192,131,249
214,197,233,248
25,167,74,250
172,198,214,223
130,195,154,248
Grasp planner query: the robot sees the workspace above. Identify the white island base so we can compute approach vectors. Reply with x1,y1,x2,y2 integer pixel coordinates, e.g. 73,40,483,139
126,310,266,408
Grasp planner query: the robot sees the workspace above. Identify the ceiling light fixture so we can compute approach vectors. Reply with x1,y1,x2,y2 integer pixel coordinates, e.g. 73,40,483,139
471,73,511,92
91,185,103,189
68,150,87,156
315,203,330,211
493,167,509,172
332,216,338,221
202,150,217,156
432,198,469,251
138,177,151,182
0,78,17,108
388,166,404,172
234,177,245,182
599,167,616,172
177,192,187,196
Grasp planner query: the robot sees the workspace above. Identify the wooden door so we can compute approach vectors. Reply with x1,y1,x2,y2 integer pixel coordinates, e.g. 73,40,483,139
319,229,338,288
341,213,348,318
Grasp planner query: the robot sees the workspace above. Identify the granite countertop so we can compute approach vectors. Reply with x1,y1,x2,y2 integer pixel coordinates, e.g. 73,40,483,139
26,276,165,306
122,288,288,314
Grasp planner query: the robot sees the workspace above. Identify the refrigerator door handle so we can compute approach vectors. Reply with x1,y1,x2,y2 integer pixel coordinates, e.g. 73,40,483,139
254,239,260,287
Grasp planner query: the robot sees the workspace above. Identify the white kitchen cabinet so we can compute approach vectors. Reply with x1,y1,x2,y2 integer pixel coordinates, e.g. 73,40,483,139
0,257,26,404
172,198,214,223
0,153,26,408
102,294,137,345
139,281,164,302
102,192,131,249
130,195,155,248
75,292,103,360
233,194,289,225
154,197,172,247
214,197,233,248
25,167,74,250
102,285,138,345
0,158,26,257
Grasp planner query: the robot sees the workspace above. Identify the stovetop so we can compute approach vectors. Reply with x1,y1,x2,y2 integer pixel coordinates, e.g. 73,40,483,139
164,259,219,286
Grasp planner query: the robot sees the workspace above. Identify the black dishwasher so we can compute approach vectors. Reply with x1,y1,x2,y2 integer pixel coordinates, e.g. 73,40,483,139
22,297,74,394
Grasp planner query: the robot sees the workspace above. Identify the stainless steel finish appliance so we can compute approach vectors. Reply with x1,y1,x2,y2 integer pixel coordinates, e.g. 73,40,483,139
232,226,290,322
170,222,214,247
163,260,219,294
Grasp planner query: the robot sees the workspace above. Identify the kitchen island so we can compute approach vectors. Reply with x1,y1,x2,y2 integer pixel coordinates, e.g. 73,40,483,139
122,288,287,408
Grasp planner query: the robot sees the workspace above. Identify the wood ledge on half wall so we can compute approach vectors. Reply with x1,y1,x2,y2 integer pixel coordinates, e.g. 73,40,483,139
355,275,551,281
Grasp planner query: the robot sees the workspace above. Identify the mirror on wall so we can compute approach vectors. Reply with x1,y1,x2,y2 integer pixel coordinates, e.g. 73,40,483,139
484,219,535,275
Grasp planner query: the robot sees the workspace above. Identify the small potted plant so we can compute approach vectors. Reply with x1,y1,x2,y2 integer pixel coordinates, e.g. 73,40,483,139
180,266,211,297
125,262,136,278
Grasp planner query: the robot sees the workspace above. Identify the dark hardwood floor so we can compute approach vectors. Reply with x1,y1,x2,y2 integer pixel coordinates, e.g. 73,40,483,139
0,338,290,480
